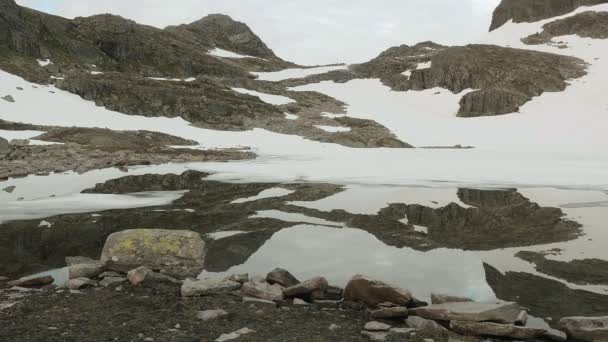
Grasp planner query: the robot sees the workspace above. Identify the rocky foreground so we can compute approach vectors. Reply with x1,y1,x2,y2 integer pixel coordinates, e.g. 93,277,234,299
1,228,606,342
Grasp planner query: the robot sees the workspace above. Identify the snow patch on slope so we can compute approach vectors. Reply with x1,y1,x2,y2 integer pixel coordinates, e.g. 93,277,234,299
253,65,348,82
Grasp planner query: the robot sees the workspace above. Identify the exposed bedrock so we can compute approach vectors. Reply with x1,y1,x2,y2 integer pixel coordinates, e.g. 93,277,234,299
490,0,608,31
406,45,587,117
523,11,608,44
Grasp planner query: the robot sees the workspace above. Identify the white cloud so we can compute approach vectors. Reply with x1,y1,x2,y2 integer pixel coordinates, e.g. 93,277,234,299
17,0,501,65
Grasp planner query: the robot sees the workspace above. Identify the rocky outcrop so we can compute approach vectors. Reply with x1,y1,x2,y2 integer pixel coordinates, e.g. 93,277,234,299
523,11,608,45
100,229,206,278
0,137,8,155
490,0,608,31
408,45,586,117
166,14,279,60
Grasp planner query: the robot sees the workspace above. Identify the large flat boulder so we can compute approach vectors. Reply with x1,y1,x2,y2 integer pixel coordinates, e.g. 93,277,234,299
559,316,608,342
100,229,206,279
410,302,524,324
343,274,413,307
241,276,284,302
450,321,547,340
181,278,241,297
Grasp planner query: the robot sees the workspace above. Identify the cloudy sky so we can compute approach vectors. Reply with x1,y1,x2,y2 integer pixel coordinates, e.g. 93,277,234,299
17,0,501,65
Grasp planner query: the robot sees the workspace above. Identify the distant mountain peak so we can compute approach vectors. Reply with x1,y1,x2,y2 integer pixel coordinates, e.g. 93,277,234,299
490,0,608,31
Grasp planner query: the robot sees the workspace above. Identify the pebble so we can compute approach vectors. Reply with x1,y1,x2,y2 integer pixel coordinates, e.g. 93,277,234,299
328,324,340,331
196,309,229,321
364,321,392,331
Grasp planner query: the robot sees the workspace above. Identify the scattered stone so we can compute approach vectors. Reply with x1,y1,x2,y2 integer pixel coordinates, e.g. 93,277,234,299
293,298,308,306
8,275,54,288
2,186,16,193
328,324,339,331
66,278,94,290
98,271,123,279
181,278,241,297
127,266,152,285
225,273,248,284
196,309,229,322
100,229,206,278
68,261,105,279
283,276,328,298
361,330,388,341
243,297,277,309
9,139,29,146
2,95,15,103
65,256,97,266
99,277,126,288
559,316,608,342
410,301,524,324
216,327,255,342
405,316,449,336
370,306,409,319
450,320,548,339
240,276,284,301
266,268,300,287
364,321,392,331
430,293,474,305
343,274,413,307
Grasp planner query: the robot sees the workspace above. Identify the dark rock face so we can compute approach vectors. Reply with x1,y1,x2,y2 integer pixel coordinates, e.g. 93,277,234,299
484,263,608,320
407,45,586,117
55,73,283,130
516,251,608,285
384,188,582,250
523,11,608,45
166,14,279,60
490,0,608,31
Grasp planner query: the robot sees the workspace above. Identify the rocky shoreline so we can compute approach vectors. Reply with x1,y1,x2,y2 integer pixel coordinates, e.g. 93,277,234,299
1,228,605,342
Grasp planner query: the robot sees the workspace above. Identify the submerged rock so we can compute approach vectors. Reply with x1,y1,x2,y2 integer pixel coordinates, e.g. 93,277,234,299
100,229,206,279
343,274,413,307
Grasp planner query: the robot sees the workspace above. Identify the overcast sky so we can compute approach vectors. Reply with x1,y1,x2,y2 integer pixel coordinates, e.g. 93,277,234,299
17,0,501,65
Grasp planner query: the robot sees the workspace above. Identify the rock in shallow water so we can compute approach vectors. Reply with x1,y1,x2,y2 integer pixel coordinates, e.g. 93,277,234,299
100,229,206,279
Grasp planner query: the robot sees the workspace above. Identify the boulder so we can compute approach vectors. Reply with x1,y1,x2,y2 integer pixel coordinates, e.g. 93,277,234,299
283,276,328,298
242,297,277,309
370,307,409,319
100,229,206,279
9,275,54,288
410,301,524,324
266,268,300,287
364,321,392,331
181,278,241,297
99,276,126,288
66,277,95,290
559,316,608,342
68,261,105,279
196,309,229,321
225,273,248,284
343,274,412,307
450,320,547,339
65,256,97,266
240,277,284,302
127,266,152,285
430,293,474,305
406,316,449,336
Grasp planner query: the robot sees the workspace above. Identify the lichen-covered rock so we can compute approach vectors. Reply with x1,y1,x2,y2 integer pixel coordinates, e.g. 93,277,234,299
100,229,206,279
